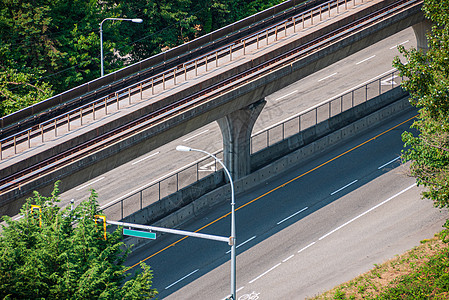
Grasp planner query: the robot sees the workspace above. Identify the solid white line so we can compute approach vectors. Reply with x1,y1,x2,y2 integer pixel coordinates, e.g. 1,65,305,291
237,287,245,293
378,156,401,169
330,180,358,195
282,255,295,263
76,177,105,191
318,72,338,82
226,236,256,253
165,269,199,289
319,184,416,241
183,130,209,142
276,90,298,101
390,40,409,49
248,263,281,284
356,55,376,65
131,152,160,165
298,242,316,253
277,207,308,225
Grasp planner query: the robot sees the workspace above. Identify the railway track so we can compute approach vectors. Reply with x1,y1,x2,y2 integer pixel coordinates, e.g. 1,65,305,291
0,0,421,194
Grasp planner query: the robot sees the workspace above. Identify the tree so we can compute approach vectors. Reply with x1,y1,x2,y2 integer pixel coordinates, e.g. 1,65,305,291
0,182,157,299
394,0,449,208
0,65,54,116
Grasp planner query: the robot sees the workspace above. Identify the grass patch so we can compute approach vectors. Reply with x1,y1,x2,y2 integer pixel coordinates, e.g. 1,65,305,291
308,232,449,299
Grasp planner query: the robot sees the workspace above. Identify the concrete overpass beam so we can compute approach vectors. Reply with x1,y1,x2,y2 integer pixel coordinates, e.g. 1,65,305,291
412,19,432,53
217,99,266,180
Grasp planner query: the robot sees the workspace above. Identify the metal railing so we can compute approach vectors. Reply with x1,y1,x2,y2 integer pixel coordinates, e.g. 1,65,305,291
101,68,403,220
250,69,403,153
101,151,224,220
0,0,367,161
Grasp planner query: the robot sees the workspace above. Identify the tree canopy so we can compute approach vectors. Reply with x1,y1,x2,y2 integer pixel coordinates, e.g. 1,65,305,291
0,182,157,299
394,0,449,208
0,0,283,117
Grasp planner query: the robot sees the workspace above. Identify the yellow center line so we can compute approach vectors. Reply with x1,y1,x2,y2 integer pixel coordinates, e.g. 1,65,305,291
125,114,417,272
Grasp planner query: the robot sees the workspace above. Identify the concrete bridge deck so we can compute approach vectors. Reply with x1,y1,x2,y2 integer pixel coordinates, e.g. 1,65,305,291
0,0,426,216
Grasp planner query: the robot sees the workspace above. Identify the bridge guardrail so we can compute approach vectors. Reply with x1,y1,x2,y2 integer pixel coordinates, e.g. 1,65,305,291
102,68,404,220
0,0,327,132
0,0,363,161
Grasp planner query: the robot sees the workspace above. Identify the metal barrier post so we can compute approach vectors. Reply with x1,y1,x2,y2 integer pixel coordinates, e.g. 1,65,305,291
230,45,233,61
320,6,322,21
0,141,2,160
105,98,108,115
195,60,198,75
28,130,31,148
267,130,269,148
163,73,166,90
345,0,347,10
55,119,57,136
129,88,131,105
206,55,208,71
365,84,368,102
341,95,343,112
152,78,154,95
282,123,285,140
41,125,44,142
140,83,143,100
302,14,305,28
67,114,70,131
174,68,177,84
329,3,331,17
266,29,269,44
311,10,313,25
216,52,218,67
352,90,354,107
275,25,278,40
140,190,143,210
158,182,161,201
116,92,119,110
243,40,246,55
14,135,16,154
80,108,83,125
293,16,296,33
93,103,96,120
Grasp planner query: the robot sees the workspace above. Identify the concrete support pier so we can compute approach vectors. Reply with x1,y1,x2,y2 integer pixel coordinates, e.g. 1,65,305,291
217,99,266,180
412,19,432,53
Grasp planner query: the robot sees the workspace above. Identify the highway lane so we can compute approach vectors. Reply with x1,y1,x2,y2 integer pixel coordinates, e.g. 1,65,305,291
55,27,417,218
124,107,447,299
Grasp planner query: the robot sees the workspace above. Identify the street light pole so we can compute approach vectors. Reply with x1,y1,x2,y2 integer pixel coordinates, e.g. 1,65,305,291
99,17,143,77
176,145,236,299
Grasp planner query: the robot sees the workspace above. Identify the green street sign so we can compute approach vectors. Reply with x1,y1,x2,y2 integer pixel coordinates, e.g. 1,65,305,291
124,228,156,240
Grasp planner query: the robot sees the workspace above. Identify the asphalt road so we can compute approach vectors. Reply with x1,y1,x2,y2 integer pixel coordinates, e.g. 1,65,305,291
125,108,447,299
56,27,417,218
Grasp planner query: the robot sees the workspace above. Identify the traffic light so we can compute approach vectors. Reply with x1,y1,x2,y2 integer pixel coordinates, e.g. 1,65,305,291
30,205,42,227
94,215,107,240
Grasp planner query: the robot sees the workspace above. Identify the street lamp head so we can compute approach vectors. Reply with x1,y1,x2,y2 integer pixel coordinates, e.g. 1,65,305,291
132,18,143,23
176,145,191,152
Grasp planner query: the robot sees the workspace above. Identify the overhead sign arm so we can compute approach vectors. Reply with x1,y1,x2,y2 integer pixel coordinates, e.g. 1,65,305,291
107,220,230,244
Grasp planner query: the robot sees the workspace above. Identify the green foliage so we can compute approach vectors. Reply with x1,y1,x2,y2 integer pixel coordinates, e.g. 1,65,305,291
394,0,449,208
0,65,54,116
0,0,297,117
0,182,157,299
